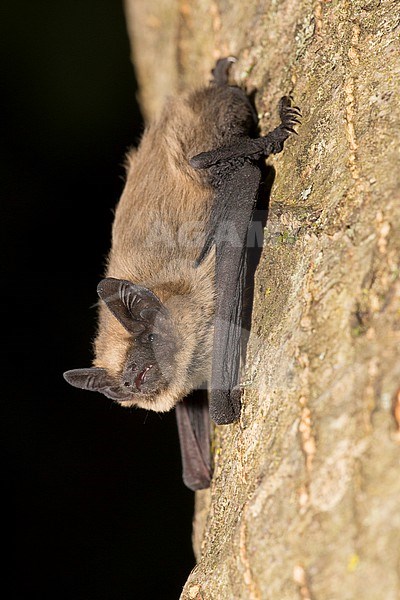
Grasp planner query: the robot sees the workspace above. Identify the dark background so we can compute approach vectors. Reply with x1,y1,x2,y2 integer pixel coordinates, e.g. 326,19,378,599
3,2,195,598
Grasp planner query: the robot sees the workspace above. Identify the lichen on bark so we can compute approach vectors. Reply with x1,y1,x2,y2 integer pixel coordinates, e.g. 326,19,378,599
124,1,400,598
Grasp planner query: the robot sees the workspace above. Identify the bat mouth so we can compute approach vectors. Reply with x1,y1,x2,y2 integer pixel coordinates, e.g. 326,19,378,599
134,364,154,391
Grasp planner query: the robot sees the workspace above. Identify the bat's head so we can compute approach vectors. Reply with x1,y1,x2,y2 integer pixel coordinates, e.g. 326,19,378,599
63,277,195,411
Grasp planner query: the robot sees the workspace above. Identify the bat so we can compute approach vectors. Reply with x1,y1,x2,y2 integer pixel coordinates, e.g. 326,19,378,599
63,57,300,490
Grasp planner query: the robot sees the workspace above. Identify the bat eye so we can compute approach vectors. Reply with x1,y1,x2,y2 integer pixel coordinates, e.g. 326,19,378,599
148,333,156,343
123,381,130,387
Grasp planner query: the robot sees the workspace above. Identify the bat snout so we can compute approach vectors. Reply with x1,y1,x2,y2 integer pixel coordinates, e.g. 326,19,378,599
121,363,163,394
134,364,154,390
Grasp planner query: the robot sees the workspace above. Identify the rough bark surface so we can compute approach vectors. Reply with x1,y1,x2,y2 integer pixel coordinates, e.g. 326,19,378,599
124,1,400,598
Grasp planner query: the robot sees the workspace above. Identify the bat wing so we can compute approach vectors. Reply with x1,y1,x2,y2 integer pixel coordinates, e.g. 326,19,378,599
191,96,300,425
200,161,262,425
175,392,211,491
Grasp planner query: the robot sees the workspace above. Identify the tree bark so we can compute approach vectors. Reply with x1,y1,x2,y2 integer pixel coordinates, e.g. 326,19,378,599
124,1,400,598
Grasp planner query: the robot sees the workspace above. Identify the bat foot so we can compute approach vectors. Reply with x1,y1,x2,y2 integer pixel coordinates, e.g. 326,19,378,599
211,56,237,86
255,96,302,156
279,95,302,134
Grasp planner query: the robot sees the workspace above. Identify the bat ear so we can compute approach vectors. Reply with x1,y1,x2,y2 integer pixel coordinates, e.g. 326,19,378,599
63,367,115,392
63,367,131,402
97,278,168,335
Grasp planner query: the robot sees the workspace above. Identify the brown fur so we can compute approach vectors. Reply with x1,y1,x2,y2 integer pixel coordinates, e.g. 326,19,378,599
88,84,254,411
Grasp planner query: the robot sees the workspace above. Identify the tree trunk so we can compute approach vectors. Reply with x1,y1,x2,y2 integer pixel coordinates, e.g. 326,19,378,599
124,1,400,598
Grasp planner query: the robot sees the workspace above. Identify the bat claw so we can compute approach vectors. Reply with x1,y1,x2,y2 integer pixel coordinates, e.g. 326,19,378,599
286,106,302,115
287,113,302,123
278,95,292,110
284,126,298,134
